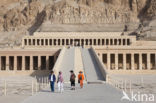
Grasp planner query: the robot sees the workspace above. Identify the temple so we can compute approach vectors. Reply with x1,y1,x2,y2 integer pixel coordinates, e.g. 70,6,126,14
0,32,156,81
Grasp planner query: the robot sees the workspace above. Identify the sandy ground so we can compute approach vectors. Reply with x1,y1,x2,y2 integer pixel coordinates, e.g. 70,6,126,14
0,95,28,103
0,76,49,103
110,74,156,94
0,75,156,103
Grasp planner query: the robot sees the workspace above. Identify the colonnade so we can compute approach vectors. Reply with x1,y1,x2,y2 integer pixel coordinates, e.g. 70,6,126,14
23,38,131,47
0,55,56,71
100,53,156,70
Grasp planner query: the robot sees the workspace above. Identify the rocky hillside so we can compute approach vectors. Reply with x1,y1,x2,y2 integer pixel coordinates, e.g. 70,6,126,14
0,0,156,38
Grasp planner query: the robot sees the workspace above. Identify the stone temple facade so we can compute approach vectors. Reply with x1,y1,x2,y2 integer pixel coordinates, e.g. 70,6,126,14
0,32,156,78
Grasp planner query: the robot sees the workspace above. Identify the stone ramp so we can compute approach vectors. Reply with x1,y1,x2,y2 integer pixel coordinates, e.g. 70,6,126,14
81,48,105,83
55,47,105,83
21,84,138,103
58,47,75,82
74,47,84,81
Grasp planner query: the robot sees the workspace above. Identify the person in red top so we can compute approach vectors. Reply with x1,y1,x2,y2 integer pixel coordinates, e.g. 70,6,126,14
78,71,84,88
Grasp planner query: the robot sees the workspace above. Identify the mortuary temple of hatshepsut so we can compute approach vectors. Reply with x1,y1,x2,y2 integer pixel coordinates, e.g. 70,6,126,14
0,32,156,80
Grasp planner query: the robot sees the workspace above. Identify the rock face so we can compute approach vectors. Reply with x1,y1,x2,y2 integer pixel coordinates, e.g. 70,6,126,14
0,0,156,33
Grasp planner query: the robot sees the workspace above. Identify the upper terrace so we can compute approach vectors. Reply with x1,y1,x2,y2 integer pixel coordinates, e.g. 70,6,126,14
22,32,137,48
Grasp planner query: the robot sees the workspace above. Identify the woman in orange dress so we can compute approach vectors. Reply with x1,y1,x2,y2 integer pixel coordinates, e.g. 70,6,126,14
78,71,84,88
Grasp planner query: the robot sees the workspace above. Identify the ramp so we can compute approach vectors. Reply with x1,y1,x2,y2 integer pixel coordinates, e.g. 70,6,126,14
81,48,105,83
53,47,106,83
53,47,75,82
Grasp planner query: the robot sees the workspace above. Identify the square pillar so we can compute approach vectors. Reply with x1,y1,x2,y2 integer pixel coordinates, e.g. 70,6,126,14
14,56,17,71
0,55,1,71
6,56,9,71
100,39,102,45
30,56,33,71
60,39,62,46
131,53,134,70
121,39,123,45
139,53,142,70
99,53,102,62
47,39,49,46
125,39,127,45
107,53,110,70
104,39,106,45
147,53,151,70
64,39,66,46
123,53,126,70
35,39,37,46
38,56,41,70
40,39,41,46
46,56,49,70
112,39,114,45
43,39,45,46
115,53,118,70
155,54,156,69
22,56,25,71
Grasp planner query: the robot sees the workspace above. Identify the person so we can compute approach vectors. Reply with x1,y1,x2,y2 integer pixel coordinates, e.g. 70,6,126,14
57,71,64,93
70,70,76,90
78,71,84,88
49,71,56,92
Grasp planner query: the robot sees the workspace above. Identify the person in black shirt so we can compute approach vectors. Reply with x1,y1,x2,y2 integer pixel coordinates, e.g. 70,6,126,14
70,70,76,90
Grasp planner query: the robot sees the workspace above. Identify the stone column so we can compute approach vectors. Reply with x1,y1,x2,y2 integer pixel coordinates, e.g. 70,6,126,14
121,39,123,45
88,39,90,46
155,54,156,69
125,39,127,45
22,56,25,71
46,56,49,70
99,53,102,62
38,55,41,70
105,39,106,45
107,53,110,70
92,39,94,46
35,39,37,46
131,53,134,70
40,39,41,46
147,53,151,70
100,39,102,45
60,39,62,46
56,39,58,46
14,56,17,71
64,39,66,46
22,39,24,47
80,39,82,46
30,56,33,71
47,39,49,46
123,53,126,70
44,39,46,46
96,39,98,45
84,39,86,46
112,39,114,45
0,55,1,71
6,56,9,71
115,53,118,70
51,39,53,46
139,53,142,70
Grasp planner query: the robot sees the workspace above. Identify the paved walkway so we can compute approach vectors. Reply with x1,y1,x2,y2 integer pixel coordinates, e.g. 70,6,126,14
21,84,137,103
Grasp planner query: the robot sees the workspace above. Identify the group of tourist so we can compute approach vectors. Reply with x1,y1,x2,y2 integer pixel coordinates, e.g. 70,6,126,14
48,70,85,93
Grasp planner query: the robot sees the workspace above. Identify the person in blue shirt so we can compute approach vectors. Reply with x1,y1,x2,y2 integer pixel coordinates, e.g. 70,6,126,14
49,71,56,92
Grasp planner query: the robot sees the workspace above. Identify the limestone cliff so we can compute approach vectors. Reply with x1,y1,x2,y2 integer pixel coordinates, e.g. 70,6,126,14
0,0,156,36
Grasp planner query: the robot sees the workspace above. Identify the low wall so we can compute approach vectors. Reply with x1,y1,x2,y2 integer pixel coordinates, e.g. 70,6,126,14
90,47,108,81
52,47,66,76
